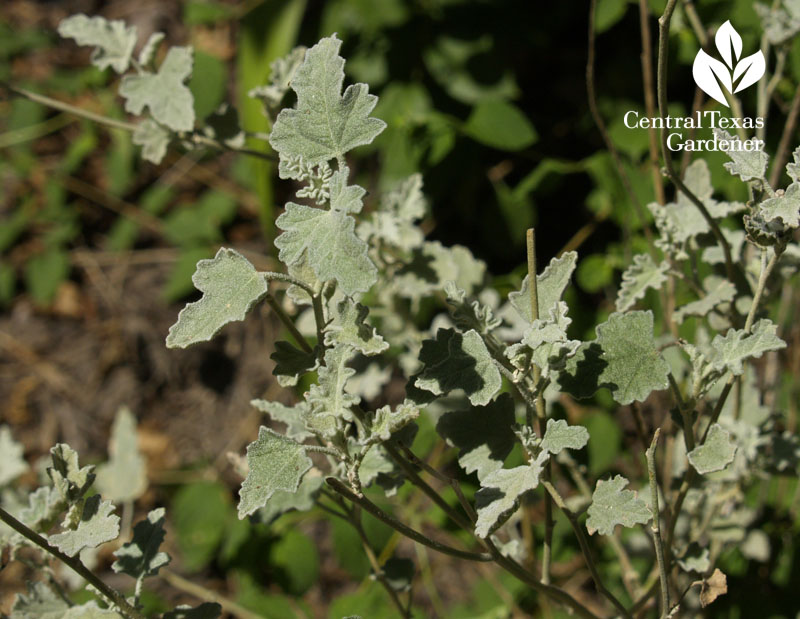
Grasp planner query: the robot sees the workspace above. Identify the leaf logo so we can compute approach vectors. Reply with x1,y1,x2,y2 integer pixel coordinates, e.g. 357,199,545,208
692,21,765,107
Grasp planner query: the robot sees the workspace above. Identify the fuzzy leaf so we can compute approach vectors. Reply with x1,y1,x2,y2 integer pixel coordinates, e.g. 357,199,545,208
238,427,313,519
707,319,786,376
714,128,769,182
688,424,737,474
250,399,315,441
358,174,426,251
275,203,377,296
673,275,736,322
47,444,95,503
257,474,323,524
394,241,486,299
269,35,386,165
138,32,164,66
95,407,147,502
413,328,501,406
367,401,420,444
133,119,170,164
19,487,65,530
112,508,170,579
49,495,120,556
474,455,547,538
249,46,307,112
586,475,650,536
306,345,360,430
596,311,670,405
270,341,319,387
760,182,800,229
615,254,669,312
787,145,800,183
58,14,136,73
325,299,388,356
0,425,28,486
166,248,268,348
119,47,195,132
11,581,125,618
436,394,516,482
509,251,577,322
541,419,589,455
328,167,366,214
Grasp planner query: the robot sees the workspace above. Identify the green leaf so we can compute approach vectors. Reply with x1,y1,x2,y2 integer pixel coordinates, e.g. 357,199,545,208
707,319,786,376
270,341,319,387
238,427,313,519
509,251,578,323
47,444,95,503
49,495,120,556
413,328,502,406
541,419,589,455
58,14,137,73
11,581,126,618
95,407,147,502
615,254,669,312
172,482,229,571
269,35,386,165
366,401,420,444
0,425,28,486
474,455,547,538
275,203,377,296
714,128,769,182
586,475,650,536
562,311,670,405
463,99,537,151
132,119,170,164
325,299,388,356
257,474,323,524
305,345,360,436
760,182,800,229
688,424,737,474
436,394,516,482
112,507,170,580
271,529,319,594
166,248,268,349
250,399,314,442
673,276,736,322
24,249,70,307
119,47,195,132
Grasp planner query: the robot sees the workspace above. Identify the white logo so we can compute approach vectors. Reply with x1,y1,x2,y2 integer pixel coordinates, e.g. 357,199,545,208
692,21,765,107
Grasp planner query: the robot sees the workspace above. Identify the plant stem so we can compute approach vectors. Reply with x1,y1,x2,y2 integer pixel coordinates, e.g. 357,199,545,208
656,0,736,284
769,83,800,188
263,291,313,354
325,478,493,562
646,429,670,618
639,0,666,205
541,481,632,618
0,506,145,619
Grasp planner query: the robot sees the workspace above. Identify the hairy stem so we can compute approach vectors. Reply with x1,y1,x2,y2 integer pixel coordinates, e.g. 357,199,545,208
0,507,145,619
263,291,314,354
646,429,670,618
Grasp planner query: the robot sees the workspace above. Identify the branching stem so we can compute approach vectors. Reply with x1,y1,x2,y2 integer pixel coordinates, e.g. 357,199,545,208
646,429,670,618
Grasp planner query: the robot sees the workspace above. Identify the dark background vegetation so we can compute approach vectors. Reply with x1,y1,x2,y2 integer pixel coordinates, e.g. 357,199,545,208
1,0,798,616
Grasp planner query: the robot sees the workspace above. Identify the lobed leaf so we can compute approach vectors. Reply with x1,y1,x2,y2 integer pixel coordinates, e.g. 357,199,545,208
251,399,315,441
270,341,319,387
95,407,147,503
714,128,769,182
707,319,786,376
413,328,501,406
509,251,577,322
586,475,650,536
58,14,136,74
166,248,268,349
132,119,170,164
249,46,307,112
11,581,124,618
474,455,547,538
541,419,589,455
47,444,95,503
119,47,195,132
673,276,736,322
367,401,420,444
306,344,360,432
760,182,800,229
269,35,386,166
325,299,388,356
112,507,170,580
688,424,737,474
238,427,313,519
436,393,516,482
615,253,669,312
49,495,120,557
275,203,377,296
